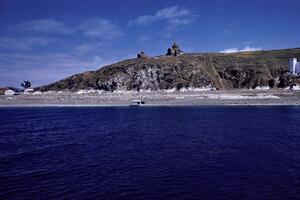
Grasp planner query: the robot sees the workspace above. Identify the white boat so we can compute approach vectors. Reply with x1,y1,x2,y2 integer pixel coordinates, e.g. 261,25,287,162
130,100,145,107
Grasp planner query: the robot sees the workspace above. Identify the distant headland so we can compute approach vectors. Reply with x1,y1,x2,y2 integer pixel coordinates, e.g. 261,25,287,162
1,44,300,107
35,44,300,92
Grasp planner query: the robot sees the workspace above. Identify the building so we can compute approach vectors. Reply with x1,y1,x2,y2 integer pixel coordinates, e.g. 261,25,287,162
5,89,15,96
289,58,300,75
166,42,183,56
24,88,34,94
137,51,148,58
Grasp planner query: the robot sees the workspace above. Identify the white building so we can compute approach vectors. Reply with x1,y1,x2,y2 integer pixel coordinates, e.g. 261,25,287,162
289,58,300,75
24,88,34,94
5,89,15,96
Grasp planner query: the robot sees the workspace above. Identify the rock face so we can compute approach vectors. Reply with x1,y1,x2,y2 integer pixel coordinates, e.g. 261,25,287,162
38,48,300,91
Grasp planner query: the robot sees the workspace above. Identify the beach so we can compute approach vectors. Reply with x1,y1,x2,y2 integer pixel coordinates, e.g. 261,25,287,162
1,89,300,106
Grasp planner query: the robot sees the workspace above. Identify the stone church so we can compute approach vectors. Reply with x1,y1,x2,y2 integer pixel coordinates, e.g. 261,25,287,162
137,51,148,58
166,42,183,56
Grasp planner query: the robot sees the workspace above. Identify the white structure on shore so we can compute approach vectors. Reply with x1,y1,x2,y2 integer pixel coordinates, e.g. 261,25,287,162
24,88,34,94
5,89,15,96
289,58,300,75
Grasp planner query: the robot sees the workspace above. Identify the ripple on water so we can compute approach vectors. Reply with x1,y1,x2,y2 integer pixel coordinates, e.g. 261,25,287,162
0,106,300,199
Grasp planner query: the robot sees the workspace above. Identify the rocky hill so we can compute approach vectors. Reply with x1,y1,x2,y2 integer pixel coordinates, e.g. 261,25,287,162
38,48,300,91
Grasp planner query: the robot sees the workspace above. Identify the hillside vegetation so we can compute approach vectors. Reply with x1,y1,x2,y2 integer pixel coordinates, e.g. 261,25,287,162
38,48,300,91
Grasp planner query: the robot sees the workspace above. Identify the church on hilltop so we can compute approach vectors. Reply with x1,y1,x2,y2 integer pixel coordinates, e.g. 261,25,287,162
166,42,183,56
137,51,148,58
136,42,183,58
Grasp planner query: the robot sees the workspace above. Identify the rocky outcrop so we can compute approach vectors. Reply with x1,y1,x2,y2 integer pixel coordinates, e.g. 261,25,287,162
38,48,300,92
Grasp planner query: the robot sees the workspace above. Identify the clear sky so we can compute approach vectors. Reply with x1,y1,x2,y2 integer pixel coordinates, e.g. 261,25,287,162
1,0,300,87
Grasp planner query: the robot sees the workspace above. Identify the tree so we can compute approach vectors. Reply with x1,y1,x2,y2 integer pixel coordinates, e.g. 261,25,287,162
21,81,31,89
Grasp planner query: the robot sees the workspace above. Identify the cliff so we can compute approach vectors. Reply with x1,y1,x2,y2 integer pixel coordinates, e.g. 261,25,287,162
38,48,300,91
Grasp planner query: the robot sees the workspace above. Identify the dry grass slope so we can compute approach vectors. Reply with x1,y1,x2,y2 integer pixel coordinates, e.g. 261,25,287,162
38,48,300,91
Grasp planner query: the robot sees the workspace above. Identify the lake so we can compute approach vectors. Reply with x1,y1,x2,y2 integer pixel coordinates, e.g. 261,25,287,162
1,106,300,199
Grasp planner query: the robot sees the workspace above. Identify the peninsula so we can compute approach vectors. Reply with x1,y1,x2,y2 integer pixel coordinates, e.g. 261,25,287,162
1,45,300,106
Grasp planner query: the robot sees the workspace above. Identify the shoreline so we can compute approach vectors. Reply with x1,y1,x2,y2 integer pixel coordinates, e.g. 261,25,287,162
1,90,300,107
1,104,300,107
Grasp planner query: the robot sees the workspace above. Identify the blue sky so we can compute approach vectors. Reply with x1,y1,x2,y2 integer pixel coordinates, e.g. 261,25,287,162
1,0,300,87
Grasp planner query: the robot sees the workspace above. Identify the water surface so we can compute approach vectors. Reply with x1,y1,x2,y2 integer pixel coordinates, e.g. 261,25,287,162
1,106,300,199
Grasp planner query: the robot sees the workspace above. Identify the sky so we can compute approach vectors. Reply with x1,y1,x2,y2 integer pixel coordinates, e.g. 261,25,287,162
0,0,300,87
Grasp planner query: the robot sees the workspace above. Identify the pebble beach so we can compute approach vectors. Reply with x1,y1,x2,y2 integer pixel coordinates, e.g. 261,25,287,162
1,89,300,106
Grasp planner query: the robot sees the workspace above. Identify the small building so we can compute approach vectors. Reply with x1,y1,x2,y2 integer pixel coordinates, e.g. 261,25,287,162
5,89,15,96
166,42,183,56
137,51,148,58
24,88,34,94
289,58,300,75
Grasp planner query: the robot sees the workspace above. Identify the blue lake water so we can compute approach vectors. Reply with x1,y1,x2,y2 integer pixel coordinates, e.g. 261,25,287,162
0,106,300,200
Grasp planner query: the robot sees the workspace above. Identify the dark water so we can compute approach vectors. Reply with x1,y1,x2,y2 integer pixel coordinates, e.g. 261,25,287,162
1,106,300,200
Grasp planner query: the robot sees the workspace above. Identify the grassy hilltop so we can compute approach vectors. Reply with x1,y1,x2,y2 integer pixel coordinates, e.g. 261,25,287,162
38,48,300,91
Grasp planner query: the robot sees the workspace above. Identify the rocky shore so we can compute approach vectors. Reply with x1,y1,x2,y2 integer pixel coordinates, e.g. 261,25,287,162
1,90,300,106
